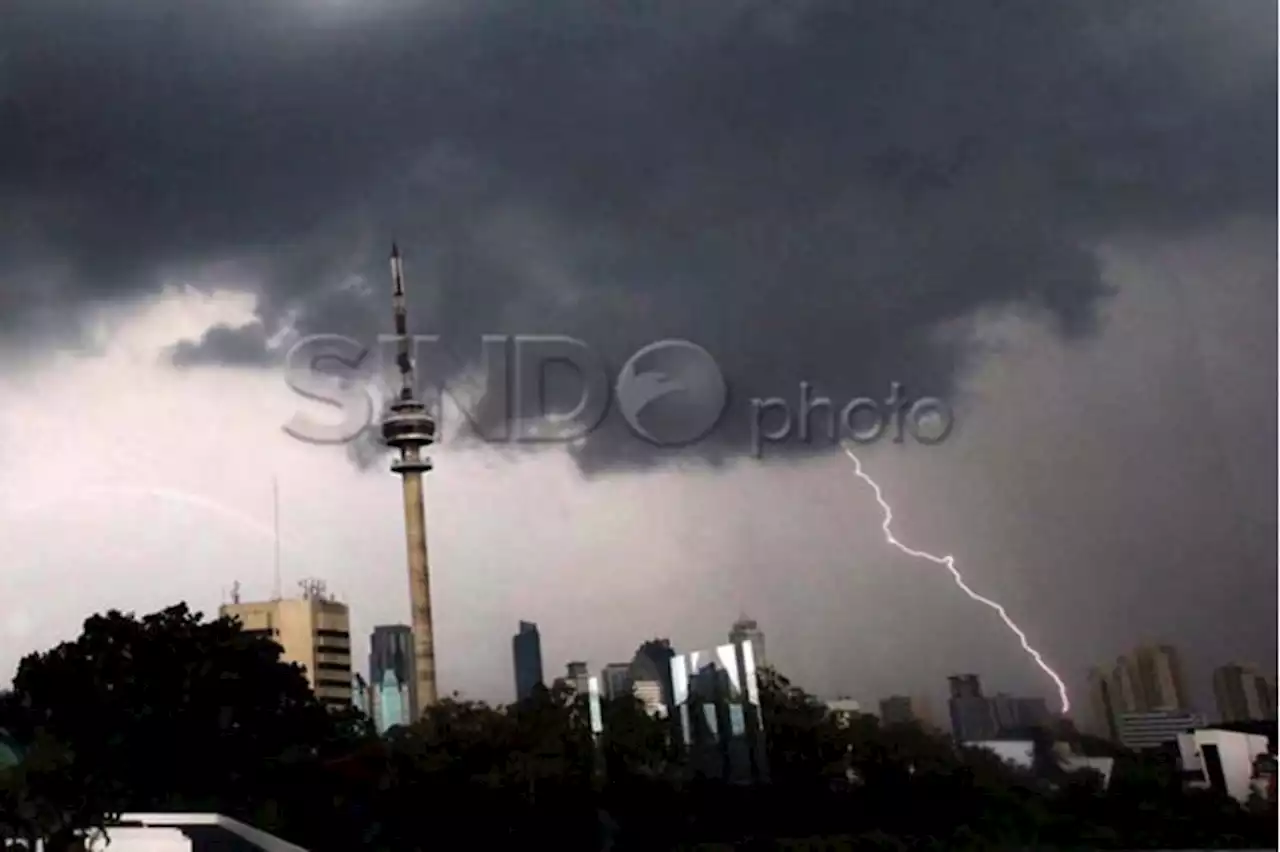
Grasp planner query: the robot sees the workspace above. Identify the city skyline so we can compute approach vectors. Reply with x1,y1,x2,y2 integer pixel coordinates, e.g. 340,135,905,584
3,546,1276,717
0,1,1273,712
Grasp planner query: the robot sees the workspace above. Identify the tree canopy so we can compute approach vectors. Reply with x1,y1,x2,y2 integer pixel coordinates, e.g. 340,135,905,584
0,604,1274,850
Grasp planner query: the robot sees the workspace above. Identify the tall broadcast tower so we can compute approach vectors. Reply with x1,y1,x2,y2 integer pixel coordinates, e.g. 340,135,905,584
381,243,439,710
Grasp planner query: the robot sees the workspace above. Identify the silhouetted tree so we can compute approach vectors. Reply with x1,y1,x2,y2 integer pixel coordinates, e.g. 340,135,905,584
7,604,333,844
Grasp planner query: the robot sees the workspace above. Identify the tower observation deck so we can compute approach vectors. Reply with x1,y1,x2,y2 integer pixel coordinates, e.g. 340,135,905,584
380,243,439,711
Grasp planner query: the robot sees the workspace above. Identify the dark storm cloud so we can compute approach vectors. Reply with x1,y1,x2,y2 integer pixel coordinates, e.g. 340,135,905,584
1,0,1273,471
170,323,273,368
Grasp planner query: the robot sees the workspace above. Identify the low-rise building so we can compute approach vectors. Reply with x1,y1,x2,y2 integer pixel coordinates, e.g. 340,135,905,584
87,813,309,851
220,581,352,709
1176,721,1277,804
824,698,862,728
1117,709,1205,751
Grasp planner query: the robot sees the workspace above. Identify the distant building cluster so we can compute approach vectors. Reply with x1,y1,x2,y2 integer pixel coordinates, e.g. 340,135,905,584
946,673,1050,742
512,614,771,721
215,580,1274,793
218,584,427,734
1085,644,1276,751
511,615,770,783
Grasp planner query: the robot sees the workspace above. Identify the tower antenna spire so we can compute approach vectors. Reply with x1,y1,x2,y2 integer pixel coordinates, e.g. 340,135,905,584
272,476,282,601
389,241,415,401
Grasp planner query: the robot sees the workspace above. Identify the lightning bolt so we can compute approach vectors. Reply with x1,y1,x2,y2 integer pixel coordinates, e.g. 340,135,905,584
841,443,1070,715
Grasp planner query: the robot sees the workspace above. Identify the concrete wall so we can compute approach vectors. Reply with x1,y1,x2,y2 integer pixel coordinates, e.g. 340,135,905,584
965,741,1114,788
1177,728,1271,803
86,827,192,851
967,739,1035,768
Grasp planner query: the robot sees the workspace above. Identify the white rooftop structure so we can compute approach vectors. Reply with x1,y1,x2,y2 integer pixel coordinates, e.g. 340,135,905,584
79,813,310,852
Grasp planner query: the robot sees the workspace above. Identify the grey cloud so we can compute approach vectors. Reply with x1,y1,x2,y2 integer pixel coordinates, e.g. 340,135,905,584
168,323,273,368
1,0,1273,472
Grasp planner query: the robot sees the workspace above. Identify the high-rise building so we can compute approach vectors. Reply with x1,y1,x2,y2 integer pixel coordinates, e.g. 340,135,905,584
670,639,769,783
1086,666,1120,741
220,579,352,708
371,668,412,733
566,661,591,695
947,674,998,741
1109,656,1140,715
948,674,983,699
1263,676,1279,720
946,674,1051,741
369,624,417,720
991,694,1051,733
600,662,632,700
553,661,593,696
1090,645,1193,742
629,639,677,717
1213,663,1278,722
1130,644,1190,711
879,695,936,729
729,615,767,669
512,621,544,701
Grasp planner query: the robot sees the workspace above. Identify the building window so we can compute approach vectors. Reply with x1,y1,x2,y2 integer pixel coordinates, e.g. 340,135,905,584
316,662,350,673
316,644,351,657
316,677,352,690
315,629,350,639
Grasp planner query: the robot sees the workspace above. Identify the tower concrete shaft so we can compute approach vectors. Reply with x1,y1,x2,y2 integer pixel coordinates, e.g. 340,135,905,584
399,451,437,709
381,243,439,711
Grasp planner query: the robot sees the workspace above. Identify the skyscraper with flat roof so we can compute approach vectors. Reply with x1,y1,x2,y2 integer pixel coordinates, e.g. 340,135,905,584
946,674,1050,741
729,615,767,669
1213,663,1278,722
630,639,677,717
370,624,417,720
948,674,983,699
1109,656,1139,715
512,621,544,701
1131,644,1190,711
564,661,591,695
1090,644,1194,742
601,662,632,700
948,674,999,741
991,694,1051,733
670,639,769,783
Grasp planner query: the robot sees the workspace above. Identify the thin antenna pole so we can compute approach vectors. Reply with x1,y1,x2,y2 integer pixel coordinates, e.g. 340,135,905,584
272,477,282,601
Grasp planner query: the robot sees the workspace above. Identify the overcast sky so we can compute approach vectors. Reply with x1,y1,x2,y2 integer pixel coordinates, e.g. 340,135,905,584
0,0,1274,720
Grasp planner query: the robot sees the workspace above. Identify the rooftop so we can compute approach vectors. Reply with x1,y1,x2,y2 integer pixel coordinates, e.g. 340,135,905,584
93,813,310,852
